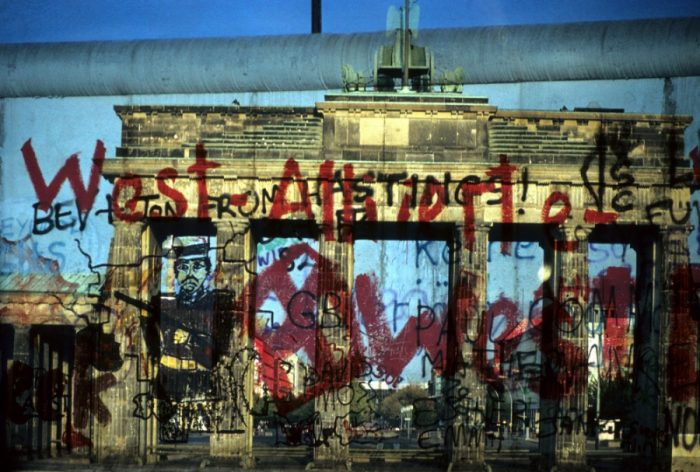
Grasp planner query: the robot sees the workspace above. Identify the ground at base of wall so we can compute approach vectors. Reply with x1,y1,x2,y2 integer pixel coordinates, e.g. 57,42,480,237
8,449,669,472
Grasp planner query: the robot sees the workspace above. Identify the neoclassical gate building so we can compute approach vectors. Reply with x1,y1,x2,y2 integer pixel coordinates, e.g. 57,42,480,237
23,93,697,471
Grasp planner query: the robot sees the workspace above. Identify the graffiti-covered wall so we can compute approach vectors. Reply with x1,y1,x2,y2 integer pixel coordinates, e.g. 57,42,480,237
1,82,699,471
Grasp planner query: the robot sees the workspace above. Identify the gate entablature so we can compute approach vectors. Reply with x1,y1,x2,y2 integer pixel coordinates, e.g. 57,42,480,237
105,98,692,232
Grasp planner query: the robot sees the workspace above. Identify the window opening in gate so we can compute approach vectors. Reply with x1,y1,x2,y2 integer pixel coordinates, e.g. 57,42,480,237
252,235,318,452
486,241,544,448
586,242,636,451
351,238,450,454
157,235,217,445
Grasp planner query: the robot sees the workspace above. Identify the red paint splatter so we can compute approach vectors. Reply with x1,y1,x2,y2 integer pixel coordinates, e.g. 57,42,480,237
112,174,144,222
319,160,335,241
591,266,634,376
397,193,413,222
187,142,221,219
269,158,314,220
361,173,378,223
340,164,355,242
62,422,92,449
354,273,446,382
473,296,525,380
21,139,105,213
541,191,571,224
690,146,699,185
584,208,619,224
667,263,700,402
459,179,488,251
418,177,446,222
486,155,516,255
396,177,416,223
249,242,451,413
459,156,516,252
156,167,189,218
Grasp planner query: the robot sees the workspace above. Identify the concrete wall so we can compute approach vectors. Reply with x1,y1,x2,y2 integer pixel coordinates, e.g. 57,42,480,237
1,77,699,468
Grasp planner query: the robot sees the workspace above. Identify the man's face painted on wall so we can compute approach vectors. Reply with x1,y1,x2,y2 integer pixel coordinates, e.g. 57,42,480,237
175,257,209,297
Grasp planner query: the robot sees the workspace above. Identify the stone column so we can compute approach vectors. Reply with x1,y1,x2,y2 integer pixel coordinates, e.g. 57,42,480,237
658,225,698,472
538,226,590,472
210,220,255,468
312,224,352,470
446,223,489,472
93,220,144,463
630,230,663,464
139,226,160,463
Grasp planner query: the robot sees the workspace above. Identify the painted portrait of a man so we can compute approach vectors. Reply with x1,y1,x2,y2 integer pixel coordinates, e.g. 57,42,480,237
158,236,215,401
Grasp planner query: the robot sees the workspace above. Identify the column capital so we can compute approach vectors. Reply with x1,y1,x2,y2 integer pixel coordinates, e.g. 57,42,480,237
111,219,145,235
659,223,691,265
317,222,335,240
455,221,492,234
542,224,592,254
108,220,144,268
318,222,354,244
455,221,491,252
553,224,593,242
660,223,693,237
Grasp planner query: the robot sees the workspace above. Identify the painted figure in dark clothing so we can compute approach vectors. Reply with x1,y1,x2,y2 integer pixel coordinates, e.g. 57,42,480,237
159,237,215,403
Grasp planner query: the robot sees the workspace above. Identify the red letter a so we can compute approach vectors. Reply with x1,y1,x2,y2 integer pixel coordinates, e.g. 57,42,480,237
269,158,314,220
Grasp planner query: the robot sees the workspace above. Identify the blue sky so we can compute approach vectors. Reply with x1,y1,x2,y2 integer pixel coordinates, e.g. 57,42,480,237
1,0,699,43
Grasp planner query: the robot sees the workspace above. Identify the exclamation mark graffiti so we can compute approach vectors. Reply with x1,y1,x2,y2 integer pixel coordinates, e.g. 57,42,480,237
519,167,529,215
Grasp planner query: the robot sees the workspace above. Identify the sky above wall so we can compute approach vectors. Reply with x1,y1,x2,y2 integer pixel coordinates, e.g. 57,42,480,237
1,0,699,43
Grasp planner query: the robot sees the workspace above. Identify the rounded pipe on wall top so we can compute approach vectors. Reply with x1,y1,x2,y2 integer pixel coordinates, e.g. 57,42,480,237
431,18,700,83
1,17,699,98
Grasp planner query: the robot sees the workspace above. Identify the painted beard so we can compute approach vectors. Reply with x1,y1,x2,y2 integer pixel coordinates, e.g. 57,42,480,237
180,275,202,294
177,276,211,308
